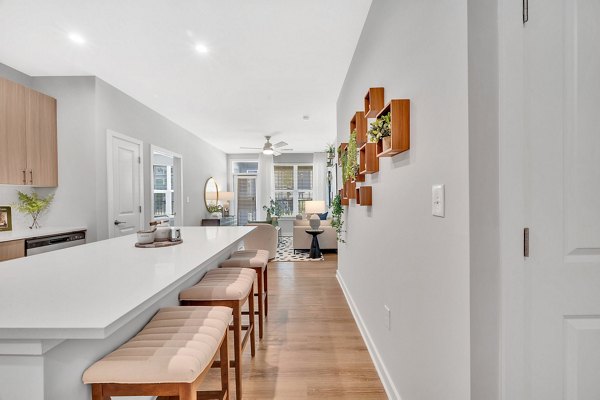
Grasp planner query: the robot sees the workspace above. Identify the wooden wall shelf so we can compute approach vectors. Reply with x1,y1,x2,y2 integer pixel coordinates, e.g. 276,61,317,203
359,186,372,206
346,180,357,199
350,112,367,146
355,188,361,205
376,99,410,157
364,87,385,118
339,189,349,205
359,143,379,174
337,142,348,163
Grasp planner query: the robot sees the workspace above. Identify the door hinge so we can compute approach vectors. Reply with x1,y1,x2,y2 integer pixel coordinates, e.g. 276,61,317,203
523,0,528,23
139,205,142,213
524,227,530,257
138,156,141,164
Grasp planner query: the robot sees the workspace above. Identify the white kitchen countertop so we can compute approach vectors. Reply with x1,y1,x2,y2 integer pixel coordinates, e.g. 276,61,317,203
0,226,87,243
0,226,253,340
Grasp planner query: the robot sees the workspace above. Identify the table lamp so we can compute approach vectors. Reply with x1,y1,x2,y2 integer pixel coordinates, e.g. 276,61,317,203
304,200,326,230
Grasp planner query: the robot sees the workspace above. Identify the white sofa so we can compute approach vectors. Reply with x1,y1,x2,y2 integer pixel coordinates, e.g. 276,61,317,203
293,219,338,252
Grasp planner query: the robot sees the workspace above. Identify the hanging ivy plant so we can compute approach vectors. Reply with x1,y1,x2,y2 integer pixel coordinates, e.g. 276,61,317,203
347,130,359,179
331,194,345,243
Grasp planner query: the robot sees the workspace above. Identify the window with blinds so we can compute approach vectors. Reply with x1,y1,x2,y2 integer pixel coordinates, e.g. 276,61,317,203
274,164,313,215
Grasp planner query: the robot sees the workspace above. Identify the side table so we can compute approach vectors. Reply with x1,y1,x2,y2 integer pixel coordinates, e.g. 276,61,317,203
305,229,324,259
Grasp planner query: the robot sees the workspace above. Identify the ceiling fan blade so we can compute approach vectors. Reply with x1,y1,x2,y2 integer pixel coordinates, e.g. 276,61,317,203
239,147,262,150
273,141,288,148
273,150,282,156
281,148,294,152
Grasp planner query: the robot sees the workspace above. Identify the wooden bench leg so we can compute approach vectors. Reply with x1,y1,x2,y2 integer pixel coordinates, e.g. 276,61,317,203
220,329,229,400
248,285,256,357
178,383,195,400
264,265,268,317
256,267,264,339
233,303,243,400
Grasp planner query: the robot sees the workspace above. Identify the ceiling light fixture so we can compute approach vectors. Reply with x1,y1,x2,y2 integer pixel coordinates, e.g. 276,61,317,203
263,148,274,155
68,32,86,45
195,43,209,54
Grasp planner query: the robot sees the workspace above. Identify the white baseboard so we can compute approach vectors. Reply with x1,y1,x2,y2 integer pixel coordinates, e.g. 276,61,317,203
337,271,401,400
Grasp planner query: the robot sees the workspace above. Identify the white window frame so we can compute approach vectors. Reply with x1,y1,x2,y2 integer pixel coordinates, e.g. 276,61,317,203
152,165,174,217
274,163,313,216
230,159,259,216
150,145,184,225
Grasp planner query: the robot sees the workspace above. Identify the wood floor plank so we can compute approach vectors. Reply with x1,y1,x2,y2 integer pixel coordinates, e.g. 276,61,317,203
201,253,387,399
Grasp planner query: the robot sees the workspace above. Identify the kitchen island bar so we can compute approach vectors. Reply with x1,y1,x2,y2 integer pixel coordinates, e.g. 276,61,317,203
0,226,254,400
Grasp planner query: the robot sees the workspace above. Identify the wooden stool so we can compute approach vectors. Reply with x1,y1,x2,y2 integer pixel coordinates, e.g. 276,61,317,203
220,249,269,339
82,306,231,400
180,268,256,400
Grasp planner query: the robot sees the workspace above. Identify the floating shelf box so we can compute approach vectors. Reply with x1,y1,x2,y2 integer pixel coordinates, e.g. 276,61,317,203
350,111,367,146
346,180,356,199
355,188,361,205
364,87,385,118
339,189,349,206
376,99,410,157
359,186,372,206
359,142,379,174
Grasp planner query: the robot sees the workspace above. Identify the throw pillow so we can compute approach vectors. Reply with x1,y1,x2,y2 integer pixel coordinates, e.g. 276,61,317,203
317,211,328,220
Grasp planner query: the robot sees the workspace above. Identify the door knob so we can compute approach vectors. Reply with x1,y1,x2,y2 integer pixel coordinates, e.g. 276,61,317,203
114,220,126,226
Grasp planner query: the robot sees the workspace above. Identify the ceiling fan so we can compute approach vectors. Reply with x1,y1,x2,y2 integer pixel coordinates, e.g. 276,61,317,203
240,136,294,156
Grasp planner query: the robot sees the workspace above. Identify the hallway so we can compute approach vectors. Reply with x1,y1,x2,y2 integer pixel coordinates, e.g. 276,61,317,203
203,254,387,399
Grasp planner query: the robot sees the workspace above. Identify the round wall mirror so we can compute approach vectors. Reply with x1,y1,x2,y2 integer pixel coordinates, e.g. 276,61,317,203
204,177,219,211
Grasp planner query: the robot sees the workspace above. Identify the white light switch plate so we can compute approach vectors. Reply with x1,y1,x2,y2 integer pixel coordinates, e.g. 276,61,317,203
432,184,445,217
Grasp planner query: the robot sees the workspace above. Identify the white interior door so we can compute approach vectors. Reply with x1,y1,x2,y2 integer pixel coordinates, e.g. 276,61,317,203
108,131,143,238
524,1,600,398
235,175,256,225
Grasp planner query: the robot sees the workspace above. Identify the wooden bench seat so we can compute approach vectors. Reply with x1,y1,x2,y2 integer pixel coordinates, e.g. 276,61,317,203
82,306,231,400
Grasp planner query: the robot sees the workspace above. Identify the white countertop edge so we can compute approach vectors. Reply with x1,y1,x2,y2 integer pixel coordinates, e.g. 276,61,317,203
0,229,249,340
0,226,87,243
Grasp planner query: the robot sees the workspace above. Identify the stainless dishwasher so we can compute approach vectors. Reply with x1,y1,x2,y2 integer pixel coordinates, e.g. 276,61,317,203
25,231,86,256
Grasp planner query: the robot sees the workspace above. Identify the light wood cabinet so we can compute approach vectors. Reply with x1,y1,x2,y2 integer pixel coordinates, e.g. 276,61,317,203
0,77,58,187
0,240,25,262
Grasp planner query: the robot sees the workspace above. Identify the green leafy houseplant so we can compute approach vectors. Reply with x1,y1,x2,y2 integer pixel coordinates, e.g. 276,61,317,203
331,194,345,243
207,204,223,213
347,130,359,180
262,197,282,220
325,143,335,167
368,112,391,143
15,191,54,229
341,150,349,183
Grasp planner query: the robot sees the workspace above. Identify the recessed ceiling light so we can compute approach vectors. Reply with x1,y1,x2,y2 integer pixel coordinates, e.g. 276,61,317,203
195,43,209,54
68,32,86,45
302,115,310,120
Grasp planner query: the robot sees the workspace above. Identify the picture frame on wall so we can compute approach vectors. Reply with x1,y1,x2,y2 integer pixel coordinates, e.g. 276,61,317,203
0,206,12,232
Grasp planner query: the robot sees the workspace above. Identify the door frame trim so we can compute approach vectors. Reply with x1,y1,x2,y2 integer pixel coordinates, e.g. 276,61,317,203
150,144,184,226
106,130,145,239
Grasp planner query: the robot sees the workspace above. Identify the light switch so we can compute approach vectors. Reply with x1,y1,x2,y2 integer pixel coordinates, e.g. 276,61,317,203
186,196,190,203
432,184,445,217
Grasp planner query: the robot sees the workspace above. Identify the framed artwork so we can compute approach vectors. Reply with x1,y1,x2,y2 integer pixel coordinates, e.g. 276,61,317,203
0,206,12,232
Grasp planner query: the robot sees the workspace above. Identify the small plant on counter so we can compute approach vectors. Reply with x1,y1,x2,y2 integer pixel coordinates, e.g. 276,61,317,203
14,191,54,229
347,130,359,179
367,112,391,143
331,194,345,243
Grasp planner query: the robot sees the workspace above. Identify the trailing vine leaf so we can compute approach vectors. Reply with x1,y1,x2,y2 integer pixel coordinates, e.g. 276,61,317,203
347,130,359,179
331,194,345,243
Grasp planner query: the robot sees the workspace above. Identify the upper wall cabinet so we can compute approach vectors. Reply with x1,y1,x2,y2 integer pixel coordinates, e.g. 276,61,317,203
0,78,58,187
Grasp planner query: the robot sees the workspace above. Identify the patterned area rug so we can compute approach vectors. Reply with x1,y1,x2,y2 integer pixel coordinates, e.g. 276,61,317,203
275,236,324,262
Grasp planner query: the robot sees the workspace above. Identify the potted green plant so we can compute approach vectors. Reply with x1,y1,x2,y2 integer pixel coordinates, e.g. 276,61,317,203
331,194,345,243
368,112,392,151
262,198,282,224
207,204,223,219
325,143,335,167
14,191,54,229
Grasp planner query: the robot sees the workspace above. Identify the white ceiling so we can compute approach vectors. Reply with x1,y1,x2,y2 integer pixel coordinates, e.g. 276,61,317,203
0,0,372,154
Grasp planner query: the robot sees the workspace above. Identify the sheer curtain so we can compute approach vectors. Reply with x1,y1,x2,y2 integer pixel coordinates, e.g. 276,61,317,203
256,153,274,220
312,152,328,203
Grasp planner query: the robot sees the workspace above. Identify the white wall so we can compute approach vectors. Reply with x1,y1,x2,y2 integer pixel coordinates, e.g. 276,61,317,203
0,64,227,241
467,0,501,399
336,1,470,399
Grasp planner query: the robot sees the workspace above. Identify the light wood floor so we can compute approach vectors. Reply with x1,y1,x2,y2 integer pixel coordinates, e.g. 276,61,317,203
202,253,387,399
